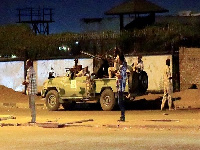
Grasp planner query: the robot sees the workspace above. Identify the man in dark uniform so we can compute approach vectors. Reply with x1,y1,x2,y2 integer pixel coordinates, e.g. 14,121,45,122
116,52,127,122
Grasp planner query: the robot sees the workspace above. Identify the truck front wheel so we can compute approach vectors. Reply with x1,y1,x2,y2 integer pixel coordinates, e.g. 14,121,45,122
46,90,60,111
100,89,115,111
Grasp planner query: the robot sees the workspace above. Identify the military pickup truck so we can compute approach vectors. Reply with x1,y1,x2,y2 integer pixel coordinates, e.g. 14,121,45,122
41,65,148,111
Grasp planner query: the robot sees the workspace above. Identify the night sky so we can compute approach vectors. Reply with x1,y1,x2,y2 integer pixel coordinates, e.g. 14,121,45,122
1,0,200,34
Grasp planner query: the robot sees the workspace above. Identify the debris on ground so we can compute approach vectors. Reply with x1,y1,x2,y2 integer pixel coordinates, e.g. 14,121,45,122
0,115,16,121
0,119,94,128
145,119,180,122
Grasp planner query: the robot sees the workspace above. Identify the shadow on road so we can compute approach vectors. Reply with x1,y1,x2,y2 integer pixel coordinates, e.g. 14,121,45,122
59,97,181,111
59,97,163,111
125,96,181,110
125,98,162,110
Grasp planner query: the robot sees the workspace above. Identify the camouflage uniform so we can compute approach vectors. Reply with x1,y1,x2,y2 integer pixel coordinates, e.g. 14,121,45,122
76,67,90,77
108,55,119,78
133,57,144,73
161,65,173,110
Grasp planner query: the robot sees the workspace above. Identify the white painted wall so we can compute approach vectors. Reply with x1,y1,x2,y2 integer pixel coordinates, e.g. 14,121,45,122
0,61,24,92
0,55,172,92
126,55,172,91
36,58,93,92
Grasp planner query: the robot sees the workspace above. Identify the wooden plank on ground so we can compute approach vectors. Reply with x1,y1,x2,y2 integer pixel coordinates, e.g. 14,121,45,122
65,119,94,125
0,115,16,121
37,122,65,128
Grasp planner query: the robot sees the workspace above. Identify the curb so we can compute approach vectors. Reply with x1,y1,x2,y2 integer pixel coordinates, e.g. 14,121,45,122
103,124,200,130
0,102,46,109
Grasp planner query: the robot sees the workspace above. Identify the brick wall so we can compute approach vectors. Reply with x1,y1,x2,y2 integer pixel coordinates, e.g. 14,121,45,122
179,47,200,90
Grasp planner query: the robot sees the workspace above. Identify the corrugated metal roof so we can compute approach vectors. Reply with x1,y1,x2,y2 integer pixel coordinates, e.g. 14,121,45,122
105,0,169,15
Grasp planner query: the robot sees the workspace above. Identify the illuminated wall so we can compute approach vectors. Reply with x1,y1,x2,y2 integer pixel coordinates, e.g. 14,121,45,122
36,58,93,92
126,55,172,92
0,55,172,92
0,61,24,92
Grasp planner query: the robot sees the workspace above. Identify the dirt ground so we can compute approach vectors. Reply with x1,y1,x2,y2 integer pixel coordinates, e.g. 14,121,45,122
0,85,41,103
0,107,200,150
0,85,200,150
1,85,200,109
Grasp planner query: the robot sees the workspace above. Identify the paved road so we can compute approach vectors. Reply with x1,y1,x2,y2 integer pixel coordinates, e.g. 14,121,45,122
0,107,199,150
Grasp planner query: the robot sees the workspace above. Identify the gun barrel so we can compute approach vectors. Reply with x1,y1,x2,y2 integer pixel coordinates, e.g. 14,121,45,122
80,51,102,60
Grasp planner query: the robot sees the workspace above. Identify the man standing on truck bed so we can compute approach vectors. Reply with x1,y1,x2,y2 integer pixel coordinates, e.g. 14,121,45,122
116,52,127,122
108,47,120,78
133,55,144,73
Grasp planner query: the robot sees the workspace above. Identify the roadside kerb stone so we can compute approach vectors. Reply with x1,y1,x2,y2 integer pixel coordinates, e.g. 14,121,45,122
0,102,46,109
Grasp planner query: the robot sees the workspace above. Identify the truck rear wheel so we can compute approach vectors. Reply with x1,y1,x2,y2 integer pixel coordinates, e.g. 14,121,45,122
139,71,148,93
129,71,148,94
46,90,60,111
129,71,139,93
100,89,115,111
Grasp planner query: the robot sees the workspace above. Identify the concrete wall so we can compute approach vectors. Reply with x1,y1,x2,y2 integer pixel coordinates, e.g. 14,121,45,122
0,58,93,92
0,61,24,91
179,47,200,90
126,55,172,91
0,55,172,93
81,16,200,32
35,58,93,92
81,17,134,32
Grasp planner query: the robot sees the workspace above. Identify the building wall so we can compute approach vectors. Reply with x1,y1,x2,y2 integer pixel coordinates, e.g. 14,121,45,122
179,47,200,90
156,16,200,25
0,55,172,93
35,58,93,92
81,17,135,32
0,59,93,92
0,61,24,91
81,16,200,32
126,55,172,92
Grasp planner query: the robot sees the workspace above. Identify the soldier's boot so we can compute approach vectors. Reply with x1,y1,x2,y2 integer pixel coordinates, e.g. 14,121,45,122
168,102,172,110
161,104,164,111
118,116,125,122
168,95,173,110
108,72,112,78
161,95,167,111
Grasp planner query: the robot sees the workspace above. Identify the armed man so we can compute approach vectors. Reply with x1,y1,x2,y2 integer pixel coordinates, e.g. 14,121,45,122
115,52,127,121
108,47,120,78
161,58,173,110
133,55,144,73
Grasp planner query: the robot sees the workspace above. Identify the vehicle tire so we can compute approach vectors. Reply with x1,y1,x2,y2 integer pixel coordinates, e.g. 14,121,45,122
139,71,148,93
129,71,139,93
46,90,60,111
62,101,76,110
100,89,116,111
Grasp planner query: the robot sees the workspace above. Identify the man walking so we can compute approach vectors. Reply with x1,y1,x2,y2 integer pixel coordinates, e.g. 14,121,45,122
116,52,127,121
22,59,37,123
161,58,173,110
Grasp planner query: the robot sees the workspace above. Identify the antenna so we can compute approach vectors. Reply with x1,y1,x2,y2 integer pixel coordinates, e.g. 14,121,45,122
17,7,54,35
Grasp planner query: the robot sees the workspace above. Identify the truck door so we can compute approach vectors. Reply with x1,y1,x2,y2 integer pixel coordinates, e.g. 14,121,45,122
69,76,88,97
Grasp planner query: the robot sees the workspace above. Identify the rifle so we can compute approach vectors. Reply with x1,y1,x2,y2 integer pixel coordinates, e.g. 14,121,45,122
80,51,102,60
80,51,115,63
